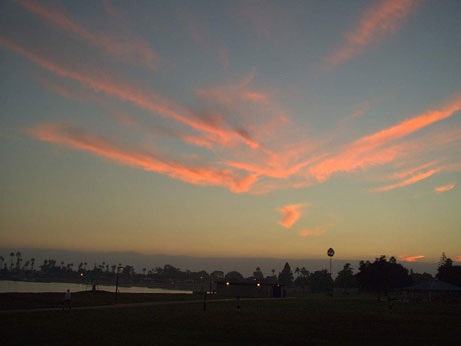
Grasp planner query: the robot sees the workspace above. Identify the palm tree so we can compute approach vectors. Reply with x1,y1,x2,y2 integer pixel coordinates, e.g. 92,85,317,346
271,269,276,277
15,251,22,270
0,256,4,269
142,268,147,276
30,258,35,271
23,260,30,271
84,262,87,270
10,252,14,270
295,267,300,278
301,267,308,278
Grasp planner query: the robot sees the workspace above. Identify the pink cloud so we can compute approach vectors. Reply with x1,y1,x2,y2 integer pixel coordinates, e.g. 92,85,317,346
434,184,455,193
389,161,440,180
0,37,261,150
454,256,461,262
299,227,325,237
27,124,258,193
371,168,442,192
399,255,424,262
309,95,461,182
278,203,309,228
16,0,159,70
325,0,418,66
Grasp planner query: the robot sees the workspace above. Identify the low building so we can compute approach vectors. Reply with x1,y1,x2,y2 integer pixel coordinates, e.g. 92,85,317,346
402,280,461,302
216,280,284,298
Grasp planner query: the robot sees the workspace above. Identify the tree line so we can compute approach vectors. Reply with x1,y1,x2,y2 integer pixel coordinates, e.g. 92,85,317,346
1,252,459,295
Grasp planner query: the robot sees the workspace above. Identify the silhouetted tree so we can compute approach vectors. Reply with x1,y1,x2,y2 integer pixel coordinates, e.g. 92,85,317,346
30,258,35,271
278,262,294,286
225,271,244,282
309,270,333,293
0,256,4,269
409,270,433,285
9,252,14,270
437,253,461,286
355,256,410,299
15,251,22,270
253,267,264,281
335,263,358,289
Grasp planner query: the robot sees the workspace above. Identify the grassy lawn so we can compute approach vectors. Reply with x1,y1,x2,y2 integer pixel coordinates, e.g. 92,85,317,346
0,291,200,310
1,295,460,345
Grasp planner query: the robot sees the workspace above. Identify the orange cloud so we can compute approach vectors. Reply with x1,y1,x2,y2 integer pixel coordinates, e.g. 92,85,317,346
27,124,258,193
16,0,159,70
454,256,461,262
434,184,455,193
399,255,424,262
0,37,260,150
390,161,440,180
278,203,309,228
325,0,418,66
299,227,325,237
372,168,442,192
309,95,461,182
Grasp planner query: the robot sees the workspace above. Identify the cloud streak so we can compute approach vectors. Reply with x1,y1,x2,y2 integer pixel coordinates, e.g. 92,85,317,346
278,203,309,228
434,184,455,193
309,95,461,182
27,124,258,193
298,227,325,237
372,168,442,192
325,0,418,66
0,37,260,150
399,255,424,262
16,0,159,70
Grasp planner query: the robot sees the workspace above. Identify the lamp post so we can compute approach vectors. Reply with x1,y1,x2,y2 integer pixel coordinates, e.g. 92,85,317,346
327,248,335,295
115,266,123,304
327,248,335,277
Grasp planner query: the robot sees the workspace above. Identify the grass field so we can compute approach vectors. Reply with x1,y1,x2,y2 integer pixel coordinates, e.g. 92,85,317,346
1,294,460,345
0,291,200,310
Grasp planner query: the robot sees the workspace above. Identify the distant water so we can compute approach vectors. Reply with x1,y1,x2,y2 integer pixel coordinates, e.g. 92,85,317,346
0,280,192,294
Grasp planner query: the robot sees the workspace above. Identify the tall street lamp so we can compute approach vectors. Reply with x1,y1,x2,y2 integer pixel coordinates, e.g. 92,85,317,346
327,248,335,277
115,266,123,304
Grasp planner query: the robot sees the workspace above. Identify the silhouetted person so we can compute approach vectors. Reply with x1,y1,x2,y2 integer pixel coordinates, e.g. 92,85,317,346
63,289,71,310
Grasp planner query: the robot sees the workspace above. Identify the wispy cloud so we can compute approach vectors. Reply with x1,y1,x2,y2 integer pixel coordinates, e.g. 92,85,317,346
309,94,461,182
27,124,258,193
299,227,325,237
325,0,418,67
389,161,440,180
399,255,424,262
434,183,455,193
16,0,159,70
0,37,261,150
372,168,442,192
278,203,309,228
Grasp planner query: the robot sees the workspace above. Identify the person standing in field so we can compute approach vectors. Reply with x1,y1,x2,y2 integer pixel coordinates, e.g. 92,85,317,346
63,289,71,310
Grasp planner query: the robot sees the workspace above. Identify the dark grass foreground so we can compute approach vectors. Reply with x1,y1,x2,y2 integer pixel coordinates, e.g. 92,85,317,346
1,295,460,345
0,291,198,310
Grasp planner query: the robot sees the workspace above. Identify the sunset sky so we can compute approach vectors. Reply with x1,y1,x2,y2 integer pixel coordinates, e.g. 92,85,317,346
1,0,460,264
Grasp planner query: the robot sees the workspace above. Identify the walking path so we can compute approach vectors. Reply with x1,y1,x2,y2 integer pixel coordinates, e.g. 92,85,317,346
0,297,291,314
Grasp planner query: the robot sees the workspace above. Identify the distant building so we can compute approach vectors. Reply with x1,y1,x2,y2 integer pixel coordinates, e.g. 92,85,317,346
402,280,461,302
216,280,285,298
